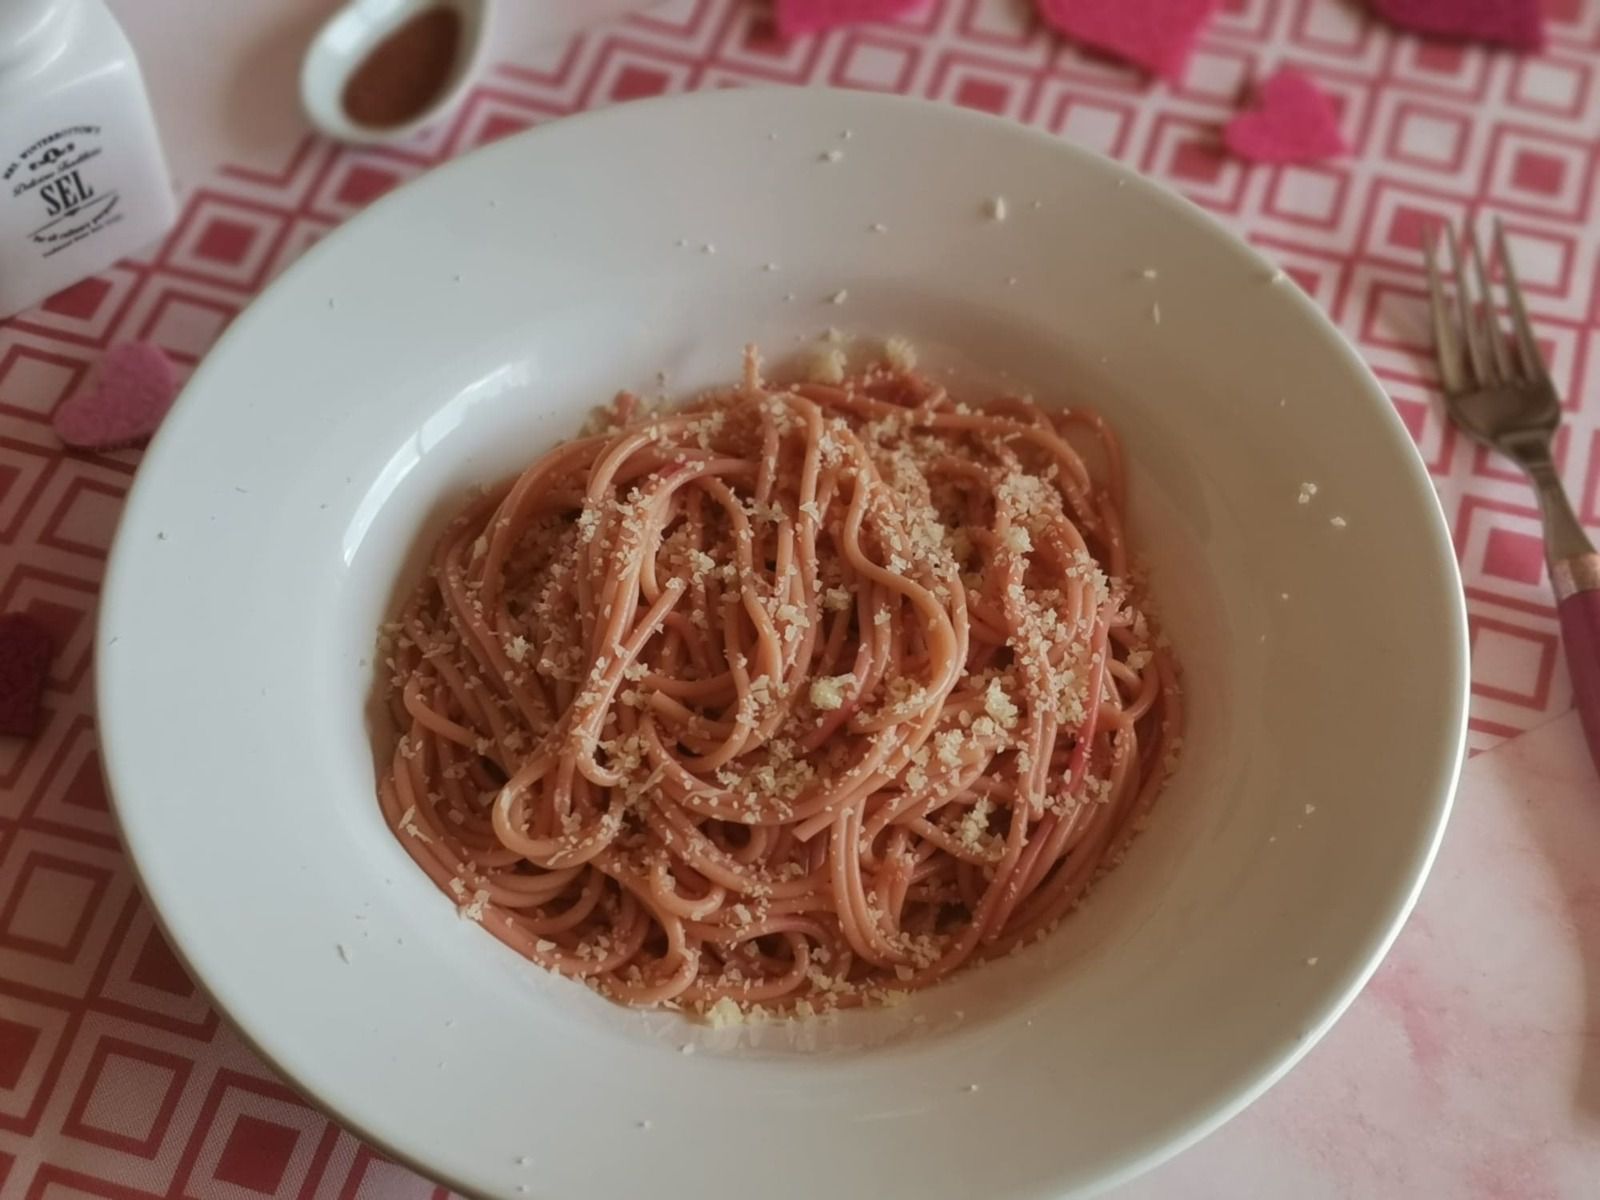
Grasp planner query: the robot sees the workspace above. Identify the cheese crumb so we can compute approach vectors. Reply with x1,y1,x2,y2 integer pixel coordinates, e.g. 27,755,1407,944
1152,302,1162,325
1330,515,1347,529
1297,481,1318,505
1305,956,1319,966
398,805,431,844
809,675,853,711
461,888,490,923
884,337,917,371
705,996,745,1028
1002,525,1031,553
987,195,1008,222
957,799,992,852
1142,268,1159,280
821,148,844,163
983,679,1019,728
829,289,849,305
870,221,888,233
808,346,847,384
701,243,716,255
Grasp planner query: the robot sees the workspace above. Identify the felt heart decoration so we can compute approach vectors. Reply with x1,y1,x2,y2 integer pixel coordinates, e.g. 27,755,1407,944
1225,67,1348,165
775,0,920,39
1371,0,1544,51
53,341,180,451
0,613,52,738
1036,0,1218,81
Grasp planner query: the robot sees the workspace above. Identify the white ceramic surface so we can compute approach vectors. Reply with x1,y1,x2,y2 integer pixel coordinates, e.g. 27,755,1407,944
299,0,489,145
98,89,1469,1200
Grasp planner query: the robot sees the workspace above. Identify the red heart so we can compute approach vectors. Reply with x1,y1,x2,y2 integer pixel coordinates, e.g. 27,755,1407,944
1371,0,1544,51
0,613,52,738
1225,68,1348,166
775,0,920,39
1037,0,1217,81
53,341,180,451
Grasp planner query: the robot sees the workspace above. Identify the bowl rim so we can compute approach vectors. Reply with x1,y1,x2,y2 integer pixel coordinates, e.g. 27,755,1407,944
97,84,1471,1199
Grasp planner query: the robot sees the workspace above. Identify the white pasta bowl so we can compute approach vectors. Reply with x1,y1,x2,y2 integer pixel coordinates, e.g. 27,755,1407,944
99,88,1468,1200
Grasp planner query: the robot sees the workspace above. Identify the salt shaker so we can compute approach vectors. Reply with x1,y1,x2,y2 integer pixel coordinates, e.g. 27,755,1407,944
0,0,176,322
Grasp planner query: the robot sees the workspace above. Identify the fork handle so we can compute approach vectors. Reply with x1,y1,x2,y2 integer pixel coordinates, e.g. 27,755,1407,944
1554,554,1600,779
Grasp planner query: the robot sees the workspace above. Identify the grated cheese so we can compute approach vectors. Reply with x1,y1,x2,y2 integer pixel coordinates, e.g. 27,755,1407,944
1002,526,1032,554
983,679,1019,728
809,675,853,710
705,996,746,1028
808,346,847,384
461,889,491,923
884,336,917,371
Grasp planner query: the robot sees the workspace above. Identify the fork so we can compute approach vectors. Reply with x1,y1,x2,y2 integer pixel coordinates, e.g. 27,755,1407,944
1424,220,1600,776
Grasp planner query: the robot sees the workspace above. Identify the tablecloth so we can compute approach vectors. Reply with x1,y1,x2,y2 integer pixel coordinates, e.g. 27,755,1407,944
0,0,1596,1195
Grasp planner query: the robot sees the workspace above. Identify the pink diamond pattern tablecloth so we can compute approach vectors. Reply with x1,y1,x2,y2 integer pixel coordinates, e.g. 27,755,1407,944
1,1,1598,1196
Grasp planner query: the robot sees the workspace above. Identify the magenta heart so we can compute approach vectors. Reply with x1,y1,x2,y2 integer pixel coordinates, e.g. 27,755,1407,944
775,0,920,39
1225,68,1348,166
1371,0,1544,51
53,341,180,451
1037,0,1218,81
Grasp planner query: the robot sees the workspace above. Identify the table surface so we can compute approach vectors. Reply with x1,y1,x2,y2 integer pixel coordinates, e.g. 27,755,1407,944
0,0,1596,1196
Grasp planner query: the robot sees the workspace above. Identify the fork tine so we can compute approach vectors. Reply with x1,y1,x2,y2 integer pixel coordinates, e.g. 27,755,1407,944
1424,228,1467,393
1466,225,1514,384
1493,217,1550,383
1447,223,1493,386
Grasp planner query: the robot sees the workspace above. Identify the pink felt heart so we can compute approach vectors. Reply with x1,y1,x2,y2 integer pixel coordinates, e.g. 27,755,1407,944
53,341,180,451
1225,67,1348,165
1371,0,1544,51
775,0,920,39
0,612,52,738
1037,0,1218,81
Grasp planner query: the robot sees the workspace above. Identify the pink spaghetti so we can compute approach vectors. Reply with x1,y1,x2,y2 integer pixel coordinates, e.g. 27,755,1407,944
377,347,1182,1017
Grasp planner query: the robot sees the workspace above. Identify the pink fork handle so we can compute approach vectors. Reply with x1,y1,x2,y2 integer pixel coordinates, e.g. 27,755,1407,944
1555,554,1600,779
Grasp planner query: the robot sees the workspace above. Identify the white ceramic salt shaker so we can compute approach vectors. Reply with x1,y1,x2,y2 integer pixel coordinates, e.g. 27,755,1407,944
0,0,175,321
